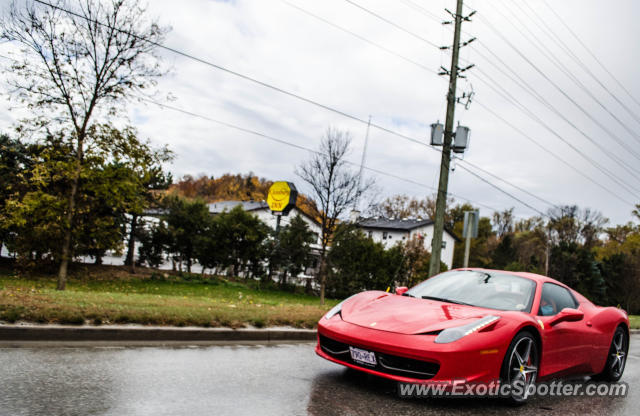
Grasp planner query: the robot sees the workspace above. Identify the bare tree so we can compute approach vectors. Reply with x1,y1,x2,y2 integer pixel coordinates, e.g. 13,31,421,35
370,194,431,219
547,205,607,248
1,0,168,289
492,208,515,238
297,127,373,304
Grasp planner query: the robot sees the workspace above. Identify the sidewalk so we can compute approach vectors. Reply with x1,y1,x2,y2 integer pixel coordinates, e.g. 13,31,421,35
0,323,317,347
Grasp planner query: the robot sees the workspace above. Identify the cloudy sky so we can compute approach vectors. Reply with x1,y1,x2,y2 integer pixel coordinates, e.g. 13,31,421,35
2,0,640,225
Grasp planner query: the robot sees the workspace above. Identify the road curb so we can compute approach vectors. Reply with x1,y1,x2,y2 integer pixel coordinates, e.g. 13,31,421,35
0,324,317,345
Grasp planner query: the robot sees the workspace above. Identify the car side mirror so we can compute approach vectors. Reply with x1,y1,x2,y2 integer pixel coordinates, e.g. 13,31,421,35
395,286,409,296
549,308,584,326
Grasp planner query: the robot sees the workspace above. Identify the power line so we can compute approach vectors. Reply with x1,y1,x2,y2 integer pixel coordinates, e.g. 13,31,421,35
474,12,640,185
396,0,442,23
541,0,640,112
338,0,639,201
495,0,640,154
24,0,555,215
455,157,556,209
137,96,502,213
467,43,640,197
455,162,547,217
281,0,437,75
343,0,640,188
283,1,628,209
470,65,640,200
342,0,440,49
473,97,635,207
282,2,558,211
517,0,640,130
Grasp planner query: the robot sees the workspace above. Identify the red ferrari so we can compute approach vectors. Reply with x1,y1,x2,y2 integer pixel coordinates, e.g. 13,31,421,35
316,269,629,403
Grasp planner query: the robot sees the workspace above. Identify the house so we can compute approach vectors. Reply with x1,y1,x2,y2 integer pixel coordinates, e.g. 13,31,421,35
206,200,322,248
208,200,322,283
356,217,458,269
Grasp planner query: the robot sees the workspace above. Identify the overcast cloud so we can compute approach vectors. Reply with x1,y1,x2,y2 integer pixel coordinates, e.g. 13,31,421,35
2,0,640,225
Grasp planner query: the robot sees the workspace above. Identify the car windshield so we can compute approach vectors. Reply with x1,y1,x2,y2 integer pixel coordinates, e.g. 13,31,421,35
405,270,536,312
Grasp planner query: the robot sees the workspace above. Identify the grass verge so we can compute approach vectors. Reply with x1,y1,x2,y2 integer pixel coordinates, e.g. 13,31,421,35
0,265,337,328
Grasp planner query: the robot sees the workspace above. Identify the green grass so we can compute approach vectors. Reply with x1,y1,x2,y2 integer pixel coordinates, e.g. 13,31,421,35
628,315,639,329
0,267,338,328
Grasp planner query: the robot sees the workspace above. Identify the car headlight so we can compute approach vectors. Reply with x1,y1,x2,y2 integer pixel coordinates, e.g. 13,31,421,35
324,301,344,320
324,294,359,320
434,315,500,343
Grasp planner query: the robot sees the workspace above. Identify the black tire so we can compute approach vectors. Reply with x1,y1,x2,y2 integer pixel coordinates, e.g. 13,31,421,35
592,325,628,382
500,330,539,405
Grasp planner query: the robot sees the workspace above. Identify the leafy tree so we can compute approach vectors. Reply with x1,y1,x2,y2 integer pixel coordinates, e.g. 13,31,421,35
596,222,640,313
123,153,174,274
1,0,169,289
549,242,606,301
491,233,518,270
2,125,169,269
0,134,34,254
162,196,213,273
138,219,170,268
452,216,494,268
397,237,447,288
272,214,316,286
297,127,374,304
194,223,224,276
214,206,269,277
327,224,397,298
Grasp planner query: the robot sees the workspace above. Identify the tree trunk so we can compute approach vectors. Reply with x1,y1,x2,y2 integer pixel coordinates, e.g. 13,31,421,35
125,214,138,274
318,255,327,305
57,158,82,290
94,253,103,265
280,269,288,288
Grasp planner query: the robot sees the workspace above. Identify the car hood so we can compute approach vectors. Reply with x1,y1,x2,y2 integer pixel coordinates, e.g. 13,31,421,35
341,291,500,335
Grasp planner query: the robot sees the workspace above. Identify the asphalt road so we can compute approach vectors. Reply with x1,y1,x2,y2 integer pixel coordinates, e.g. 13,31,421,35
0,335,638,416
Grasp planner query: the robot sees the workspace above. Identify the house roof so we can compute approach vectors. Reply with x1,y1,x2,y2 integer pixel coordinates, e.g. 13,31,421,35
357,216,460,241
357,217,434,231
207,200,268,214
207,200,321,227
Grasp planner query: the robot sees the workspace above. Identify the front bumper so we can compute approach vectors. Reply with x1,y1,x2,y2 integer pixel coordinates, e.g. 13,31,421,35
317,315,507,384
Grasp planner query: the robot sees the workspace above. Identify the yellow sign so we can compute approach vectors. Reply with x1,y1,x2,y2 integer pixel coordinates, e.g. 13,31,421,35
267,181,298,215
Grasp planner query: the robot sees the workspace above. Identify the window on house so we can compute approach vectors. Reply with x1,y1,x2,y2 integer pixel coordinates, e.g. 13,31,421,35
383,231,388,239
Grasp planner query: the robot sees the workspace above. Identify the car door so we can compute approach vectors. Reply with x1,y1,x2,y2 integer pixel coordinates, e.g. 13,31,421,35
537,283,587,377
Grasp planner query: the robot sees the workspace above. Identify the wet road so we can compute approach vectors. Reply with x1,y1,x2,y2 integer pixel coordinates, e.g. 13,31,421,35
0,335,638,416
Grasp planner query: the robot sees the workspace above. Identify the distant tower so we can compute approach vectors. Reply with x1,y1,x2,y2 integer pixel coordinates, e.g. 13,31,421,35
353,115,372,214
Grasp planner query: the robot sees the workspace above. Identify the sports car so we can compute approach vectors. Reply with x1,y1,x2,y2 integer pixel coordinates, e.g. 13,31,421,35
316,268,629,402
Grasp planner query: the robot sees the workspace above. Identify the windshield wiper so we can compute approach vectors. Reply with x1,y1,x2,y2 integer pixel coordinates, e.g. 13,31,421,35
402,292,415,297
421,295,473,306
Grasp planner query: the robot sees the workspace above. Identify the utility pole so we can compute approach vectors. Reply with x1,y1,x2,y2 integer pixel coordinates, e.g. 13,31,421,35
428,0,473,276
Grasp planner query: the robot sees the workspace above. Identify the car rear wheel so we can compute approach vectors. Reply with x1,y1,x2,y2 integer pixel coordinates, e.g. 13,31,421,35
593,325,628,382
500,331,539,405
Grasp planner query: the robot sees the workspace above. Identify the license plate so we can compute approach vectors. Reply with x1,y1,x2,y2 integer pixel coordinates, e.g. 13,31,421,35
349,346,377,366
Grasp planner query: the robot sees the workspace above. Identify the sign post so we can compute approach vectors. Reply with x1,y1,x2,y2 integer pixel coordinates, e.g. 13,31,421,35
267,181,298,234
462,210,479,268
